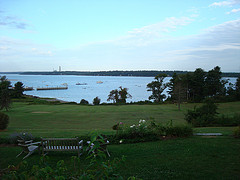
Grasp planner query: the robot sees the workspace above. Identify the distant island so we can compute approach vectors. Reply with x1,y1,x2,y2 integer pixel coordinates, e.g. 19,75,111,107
1,70,240,77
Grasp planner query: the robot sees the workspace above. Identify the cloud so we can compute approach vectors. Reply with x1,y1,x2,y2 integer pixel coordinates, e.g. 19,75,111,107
209,0,240,7
113,17,193,47
1,17,240,72
226,8,240,13
0,11,28,29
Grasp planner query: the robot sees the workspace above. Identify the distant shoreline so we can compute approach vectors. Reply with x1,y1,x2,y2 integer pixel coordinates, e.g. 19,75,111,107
1,70,240,77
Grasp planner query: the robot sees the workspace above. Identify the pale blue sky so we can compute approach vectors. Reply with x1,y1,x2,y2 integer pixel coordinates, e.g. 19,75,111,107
0,0,240,72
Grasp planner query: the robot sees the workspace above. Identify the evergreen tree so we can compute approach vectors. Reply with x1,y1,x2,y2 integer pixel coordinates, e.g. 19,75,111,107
0,76,11,111
13,81,24,98
189,68,206,102
205,66,225,97
147,74,167,102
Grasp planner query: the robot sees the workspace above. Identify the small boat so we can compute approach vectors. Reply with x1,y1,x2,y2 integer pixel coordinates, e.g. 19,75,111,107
76,83,87,85
96,81,103,84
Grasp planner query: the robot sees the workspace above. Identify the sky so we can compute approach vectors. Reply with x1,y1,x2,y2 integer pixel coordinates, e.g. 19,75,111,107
0,0,240,72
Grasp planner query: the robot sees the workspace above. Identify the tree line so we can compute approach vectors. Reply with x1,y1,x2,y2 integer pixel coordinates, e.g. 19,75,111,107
1,66,240,110
0,76,24,111
17,70,240,77
146,66,240,110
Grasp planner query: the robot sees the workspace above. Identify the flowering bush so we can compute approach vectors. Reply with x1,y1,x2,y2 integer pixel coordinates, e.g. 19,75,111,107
115,119,192,143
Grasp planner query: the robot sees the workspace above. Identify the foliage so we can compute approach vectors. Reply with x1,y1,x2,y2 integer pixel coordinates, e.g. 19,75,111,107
12,81,24,98
233,126,240,138
107,86,132,103
0,111,9,130
2,132,129,180
115,119,192,143
167,74,188,110
205,66,226,97
185,100,219,127
0,76,11,111
188,68,206,102
216,113,240,126
9,132,35,144
147,74,167,102
93,96,101,105
80,99,89,105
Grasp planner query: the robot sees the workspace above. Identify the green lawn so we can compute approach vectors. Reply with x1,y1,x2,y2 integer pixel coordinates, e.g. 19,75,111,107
1,101,240,138
0,101,240,179
1,136,240,179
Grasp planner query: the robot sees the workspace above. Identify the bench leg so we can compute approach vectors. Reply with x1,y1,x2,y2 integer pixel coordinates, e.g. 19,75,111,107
16,150,24,158
106,148,110,157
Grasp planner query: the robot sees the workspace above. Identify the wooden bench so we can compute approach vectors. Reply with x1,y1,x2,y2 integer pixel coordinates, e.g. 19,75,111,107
41,138,83,157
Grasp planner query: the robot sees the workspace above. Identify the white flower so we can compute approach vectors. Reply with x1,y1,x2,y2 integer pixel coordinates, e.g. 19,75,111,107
119,140,123,143
130,124,136,128
142,120,146,123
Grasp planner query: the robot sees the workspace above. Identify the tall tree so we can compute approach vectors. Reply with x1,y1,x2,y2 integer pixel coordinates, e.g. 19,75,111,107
0,76,11,111
205,66,225,97
13,81,24,98
107,86,132,103
188,68,206,102
235,76,240,100
171,74,188,110
147,74,167,103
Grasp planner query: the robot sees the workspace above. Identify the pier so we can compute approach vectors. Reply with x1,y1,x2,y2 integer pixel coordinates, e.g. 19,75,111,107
36,86,68,91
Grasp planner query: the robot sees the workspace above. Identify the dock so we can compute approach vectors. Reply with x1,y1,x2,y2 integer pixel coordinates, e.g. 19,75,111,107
36,86,68,91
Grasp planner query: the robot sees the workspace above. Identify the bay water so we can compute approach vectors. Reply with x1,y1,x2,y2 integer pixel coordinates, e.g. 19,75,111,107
1,74,237,103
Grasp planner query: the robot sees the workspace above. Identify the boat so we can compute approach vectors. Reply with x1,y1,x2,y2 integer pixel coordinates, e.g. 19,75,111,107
96,81,103,84
24,87,34,91
76,83,87,85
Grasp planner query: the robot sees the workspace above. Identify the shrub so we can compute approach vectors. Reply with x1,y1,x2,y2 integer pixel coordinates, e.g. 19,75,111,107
93,96,101,105
185,100,218,127
0,111,9,130
115,119,192,143
9,132,34,144
165,125,193,137
215,114,240,126
79,99,89,105
233,126,240,138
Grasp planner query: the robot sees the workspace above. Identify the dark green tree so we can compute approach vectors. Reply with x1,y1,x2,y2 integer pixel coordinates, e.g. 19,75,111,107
147,74,167,102
13,81,24,98
80,99,89,105
235,76,240,100
188,68,206,102
93,96,101,105
205,66,226,97
0,76,11,111
118,86,132,103
107,89,119,103
170,74,188,110
107,86,132,103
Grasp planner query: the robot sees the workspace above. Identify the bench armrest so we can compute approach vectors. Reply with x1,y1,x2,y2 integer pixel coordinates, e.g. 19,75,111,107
79,140,83,145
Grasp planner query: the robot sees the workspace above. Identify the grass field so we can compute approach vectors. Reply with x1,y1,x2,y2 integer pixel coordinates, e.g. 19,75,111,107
1,101,240,137
0,101,240,179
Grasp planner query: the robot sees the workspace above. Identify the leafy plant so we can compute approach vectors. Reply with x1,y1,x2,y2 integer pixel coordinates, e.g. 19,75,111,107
233,126,240,138
9,132,34,144
0,111,9,130
185,100,218,127
93,96,101,105
80,99,89,105
2,133,130,179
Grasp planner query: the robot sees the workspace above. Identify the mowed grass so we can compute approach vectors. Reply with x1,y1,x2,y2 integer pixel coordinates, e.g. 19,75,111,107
0,136,240,179
0,101,240,179
1,101,240,137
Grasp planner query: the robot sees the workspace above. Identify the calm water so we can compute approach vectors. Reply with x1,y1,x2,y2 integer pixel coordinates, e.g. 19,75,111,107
1,74,237,103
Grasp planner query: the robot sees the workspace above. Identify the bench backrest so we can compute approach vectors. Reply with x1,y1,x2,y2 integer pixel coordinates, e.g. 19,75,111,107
41,138,80,150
